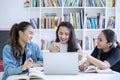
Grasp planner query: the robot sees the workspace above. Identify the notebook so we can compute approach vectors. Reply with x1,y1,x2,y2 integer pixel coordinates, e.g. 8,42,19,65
43,52,79,75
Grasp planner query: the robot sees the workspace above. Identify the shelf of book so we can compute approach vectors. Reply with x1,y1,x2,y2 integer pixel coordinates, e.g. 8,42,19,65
24,0,119,53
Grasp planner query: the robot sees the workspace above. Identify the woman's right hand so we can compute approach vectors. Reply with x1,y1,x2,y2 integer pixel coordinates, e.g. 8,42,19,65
49,43,60,52
22,58,34,71
79,61,90,72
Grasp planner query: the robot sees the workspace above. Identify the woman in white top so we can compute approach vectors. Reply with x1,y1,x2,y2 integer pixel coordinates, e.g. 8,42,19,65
49,21,81,52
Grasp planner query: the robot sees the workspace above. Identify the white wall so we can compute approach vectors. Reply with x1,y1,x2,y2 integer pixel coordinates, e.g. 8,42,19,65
0,0,29,28
116,0,120,29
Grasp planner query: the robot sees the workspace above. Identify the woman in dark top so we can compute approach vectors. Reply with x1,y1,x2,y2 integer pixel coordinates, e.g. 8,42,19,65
79,29,120,72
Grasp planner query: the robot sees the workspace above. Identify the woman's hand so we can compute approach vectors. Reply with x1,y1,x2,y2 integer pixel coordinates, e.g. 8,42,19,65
49,43,60,52
79,61,89,72
22,58,42,71
78,53,90,72
32,62,41,67
22,58,34,71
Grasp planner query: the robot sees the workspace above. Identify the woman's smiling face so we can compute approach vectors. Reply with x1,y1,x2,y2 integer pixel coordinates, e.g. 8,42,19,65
58,26,70,44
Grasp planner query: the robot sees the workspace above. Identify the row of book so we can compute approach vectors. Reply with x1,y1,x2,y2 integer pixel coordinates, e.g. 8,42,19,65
64,9,84,29
86,0,105,7
24,0,116,8
86,12,105,29
41,39,52,50
84,36,97,50
40,17,62,29
41,0,62,7
30,15,62,29
64,0,84,7
86,15,115,29
30,0,40,7
30,17,115,29
30,13,62,29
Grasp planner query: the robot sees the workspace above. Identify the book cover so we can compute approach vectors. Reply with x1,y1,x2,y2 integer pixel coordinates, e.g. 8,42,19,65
28,67,44,79
30,18,38,29
107,0,113,7
85,65,99,73
113,0,116,7
107,16,115,29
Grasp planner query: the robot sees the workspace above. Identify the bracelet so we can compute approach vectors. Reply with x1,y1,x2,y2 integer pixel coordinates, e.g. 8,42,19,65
78,55,87,66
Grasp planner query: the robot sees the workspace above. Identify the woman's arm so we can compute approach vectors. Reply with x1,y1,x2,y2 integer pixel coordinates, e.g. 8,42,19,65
79,53,110,70
3,45,23,76
86,55,110,69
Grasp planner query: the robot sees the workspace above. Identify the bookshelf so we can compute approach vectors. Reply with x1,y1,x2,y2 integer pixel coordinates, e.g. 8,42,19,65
24,0,120,53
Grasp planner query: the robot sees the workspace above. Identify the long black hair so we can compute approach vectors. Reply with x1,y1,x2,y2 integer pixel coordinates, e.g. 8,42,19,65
102,29,120,48
55,21,79,52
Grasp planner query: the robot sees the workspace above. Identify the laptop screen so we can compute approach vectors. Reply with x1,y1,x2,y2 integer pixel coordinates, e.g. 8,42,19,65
43,52,79,75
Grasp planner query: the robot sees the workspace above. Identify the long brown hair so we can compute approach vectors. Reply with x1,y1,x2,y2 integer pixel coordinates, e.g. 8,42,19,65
7,21,31,60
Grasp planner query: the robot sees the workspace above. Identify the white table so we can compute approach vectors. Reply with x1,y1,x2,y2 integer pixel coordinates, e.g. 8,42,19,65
6,71,120,80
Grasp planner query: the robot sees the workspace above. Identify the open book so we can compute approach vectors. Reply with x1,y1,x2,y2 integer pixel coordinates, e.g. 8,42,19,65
14,67,44,80
84,65,113,74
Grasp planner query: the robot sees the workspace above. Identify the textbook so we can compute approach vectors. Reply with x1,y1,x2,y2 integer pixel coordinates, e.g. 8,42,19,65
84,65,113,74
14,67,44,80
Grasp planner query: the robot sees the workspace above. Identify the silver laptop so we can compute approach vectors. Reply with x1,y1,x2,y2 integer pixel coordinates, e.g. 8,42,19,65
43,52,79,75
